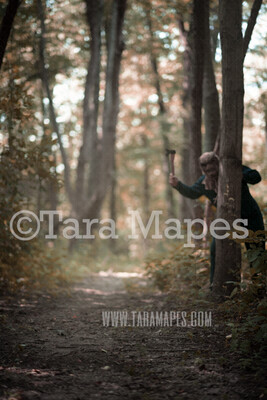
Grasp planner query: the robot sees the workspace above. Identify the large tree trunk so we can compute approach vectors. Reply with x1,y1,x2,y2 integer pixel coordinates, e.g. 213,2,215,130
75,0,103,218
203,0,220,152
0,0,21,69
213,0,263,297
101,0,126,189
212,0,262,157
85,0,127,220
176,0,205,219
213,0,244,296
202,0,220,233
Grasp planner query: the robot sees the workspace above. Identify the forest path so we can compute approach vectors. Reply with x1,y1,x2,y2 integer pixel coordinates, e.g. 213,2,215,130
0,274,263,400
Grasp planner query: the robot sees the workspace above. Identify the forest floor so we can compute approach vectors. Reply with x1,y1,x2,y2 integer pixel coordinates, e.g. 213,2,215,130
0,273,266,400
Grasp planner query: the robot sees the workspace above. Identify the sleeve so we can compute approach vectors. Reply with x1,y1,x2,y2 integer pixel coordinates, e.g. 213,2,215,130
174,176,205,199
242,165,262,185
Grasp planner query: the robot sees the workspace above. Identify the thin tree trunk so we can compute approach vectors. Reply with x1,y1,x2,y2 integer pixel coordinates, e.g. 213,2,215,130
142,134,150,223
243,0,263,61
109,151,117,251
38,84,58,214
7,61,15,153
188,0,205,182
213,0,244,297
39,84,47,212
0,0,21,69
37,0,73,203
145,5,176,218
176,14,194,219
203,0,220,152
263,93,267,169
141,134,150,253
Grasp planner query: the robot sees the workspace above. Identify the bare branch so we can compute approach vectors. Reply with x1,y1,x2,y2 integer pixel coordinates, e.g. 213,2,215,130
0,0,22,69
175,13,188,49
243,0,263,60
145,5,166,114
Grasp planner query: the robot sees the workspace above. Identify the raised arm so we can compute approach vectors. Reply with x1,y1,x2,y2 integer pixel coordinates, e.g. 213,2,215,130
170,174,205,199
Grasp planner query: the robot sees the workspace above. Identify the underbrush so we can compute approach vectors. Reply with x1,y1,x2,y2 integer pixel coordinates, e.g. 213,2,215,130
220,246,267,377
0,240,72,295
0,237,142,295
144,240,210,298
222,294,267,377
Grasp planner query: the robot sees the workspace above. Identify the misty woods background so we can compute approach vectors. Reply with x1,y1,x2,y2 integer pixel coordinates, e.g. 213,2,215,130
0,0,266,296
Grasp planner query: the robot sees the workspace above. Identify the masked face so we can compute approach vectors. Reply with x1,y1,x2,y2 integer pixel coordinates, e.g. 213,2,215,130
201,161,218,179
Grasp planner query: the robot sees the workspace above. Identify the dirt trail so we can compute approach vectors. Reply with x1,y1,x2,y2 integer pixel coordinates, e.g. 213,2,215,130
0,274,264,399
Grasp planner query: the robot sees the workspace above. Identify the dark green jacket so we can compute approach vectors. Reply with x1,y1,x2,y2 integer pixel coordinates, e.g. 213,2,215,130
175,165,264,231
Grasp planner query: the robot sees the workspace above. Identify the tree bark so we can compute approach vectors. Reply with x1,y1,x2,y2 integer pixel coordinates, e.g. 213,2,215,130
85,0,127,220
203,0,220,152
109,151,117,251
0,0,21,69
243,0,263,61
176,1,205,219
145,5,176,218
141,134,150,223
176,14,194,220
37,0,73,203
38,84,58,216
263,92,267,169
213,0,244,297
188,0,205,183
75,0,103,216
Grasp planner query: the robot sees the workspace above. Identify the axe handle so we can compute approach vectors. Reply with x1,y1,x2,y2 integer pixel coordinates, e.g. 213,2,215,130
170,154,175,175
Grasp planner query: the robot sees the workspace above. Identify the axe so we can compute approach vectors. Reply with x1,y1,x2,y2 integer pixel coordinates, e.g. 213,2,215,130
165,149,176,175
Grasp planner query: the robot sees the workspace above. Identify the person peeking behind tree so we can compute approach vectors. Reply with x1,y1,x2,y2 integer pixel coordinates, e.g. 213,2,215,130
169,151,265,288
